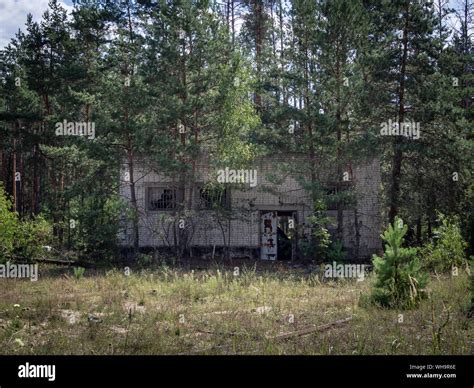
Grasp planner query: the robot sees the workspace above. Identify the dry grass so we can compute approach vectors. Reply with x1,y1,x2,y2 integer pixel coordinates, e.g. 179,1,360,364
0,264,472,355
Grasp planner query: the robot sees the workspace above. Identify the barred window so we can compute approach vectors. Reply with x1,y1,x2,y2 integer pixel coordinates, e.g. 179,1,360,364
325,182,353,211
198,187,230,210
147,187,176,210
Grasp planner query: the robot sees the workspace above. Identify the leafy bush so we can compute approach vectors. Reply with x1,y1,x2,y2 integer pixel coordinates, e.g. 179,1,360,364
0,185,18,262
420,214,467,273
371,217,428,309
72,196,123,261
14,216,53,261
469,257,473,318
301,200,332,260
0,184,52,262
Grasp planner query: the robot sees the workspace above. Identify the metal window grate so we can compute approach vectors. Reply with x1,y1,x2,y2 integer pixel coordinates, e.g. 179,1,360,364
325,182,353,211
148,187,176,210
199,187,230,210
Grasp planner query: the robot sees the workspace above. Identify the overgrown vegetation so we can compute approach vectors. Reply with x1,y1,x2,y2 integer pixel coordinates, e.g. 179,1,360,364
0,264,470,355
300,200,332,261
420,214,468,273
0,0,471,357
0,184,17,261
0,184,52,263
0,0,471,261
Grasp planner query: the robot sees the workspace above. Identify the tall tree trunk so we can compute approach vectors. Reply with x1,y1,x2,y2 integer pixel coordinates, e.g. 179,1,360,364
388,2,410,224
226,0,230,30
354,207,360,260
19,148,24,216
0,148,6,187
12,135,17,213
227,218,231,260
278,0,286,105
303,38,316,192
127,137,139,253
254,0,263,109
58,171,65,244
416,217,422,244
335,48,344,242
124,0,139,254
231,0,235,47
32,143,40,214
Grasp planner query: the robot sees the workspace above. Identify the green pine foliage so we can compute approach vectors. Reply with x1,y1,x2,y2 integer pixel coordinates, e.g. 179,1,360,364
371,218,428,309
0,0,472,265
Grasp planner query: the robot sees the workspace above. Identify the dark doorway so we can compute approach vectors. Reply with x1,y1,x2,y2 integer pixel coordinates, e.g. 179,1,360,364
277,211,296,261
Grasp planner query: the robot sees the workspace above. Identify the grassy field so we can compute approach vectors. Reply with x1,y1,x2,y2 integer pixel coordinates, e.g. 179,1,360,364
0,262,472,355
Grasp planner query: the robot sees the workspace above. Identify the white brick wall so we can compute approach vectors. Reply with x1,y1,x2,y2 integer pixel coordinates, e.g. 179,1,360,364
118,154,382,257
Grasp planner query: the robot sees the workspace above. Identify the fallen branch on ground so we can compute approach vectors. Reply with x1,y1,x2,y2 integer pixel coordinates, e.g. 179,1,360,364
265,317,352,341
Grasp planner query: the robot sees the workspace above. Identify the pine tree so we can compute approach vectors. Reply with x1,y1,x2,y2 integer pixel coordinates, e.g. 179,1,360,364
371,217,428,308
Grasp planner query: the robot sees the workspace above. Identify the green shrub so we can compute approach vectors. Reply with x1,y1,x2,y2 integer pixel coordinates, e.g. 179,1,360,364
73,267,85,280
0,185,18,262
301,200,331,260
14,216,53,261
371,217,429,309
137,253,153,267
327,240,346,262
0,184,52,262
71,196,123,261
420,214,467,273
469,257,473,318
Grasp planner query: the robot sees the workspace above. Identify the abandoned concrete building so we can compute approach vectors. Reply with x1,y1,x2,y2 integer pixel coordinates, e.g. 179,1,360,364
119,153,382,261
